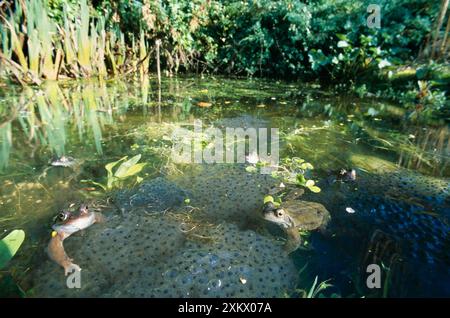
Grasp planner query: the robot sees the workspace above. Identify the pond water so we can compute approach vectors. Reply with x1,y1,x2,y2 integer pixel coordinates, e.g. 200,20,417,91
0,76,448,297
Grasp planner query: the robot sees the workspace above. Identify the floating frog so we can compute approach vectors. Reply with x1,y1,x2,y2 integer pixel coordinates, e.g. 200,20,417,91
47,204,104,275
50,155,77,167
326,168,356,184
262,200,331,253
38,156,82,180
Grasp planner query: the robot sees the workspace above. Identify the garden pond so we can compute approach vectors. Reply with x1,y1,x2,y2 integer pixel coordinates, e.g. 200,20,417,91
0,76,448,297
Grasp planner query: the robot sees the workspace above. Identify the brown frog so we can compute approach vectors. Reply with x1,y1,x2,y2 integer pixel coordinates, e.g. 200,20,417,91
47,204,104,275
262,200,330,253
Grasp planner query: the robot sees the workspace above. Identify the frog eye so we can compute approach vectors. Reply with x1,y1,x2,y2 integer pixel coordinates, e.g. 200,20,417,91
58,212,67,221
276,209,284,217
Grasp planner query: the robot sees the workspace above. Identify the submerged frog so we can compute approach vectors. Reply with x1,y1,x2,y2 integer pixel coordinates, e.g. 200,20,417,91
262,200,331,253
47,204,104,275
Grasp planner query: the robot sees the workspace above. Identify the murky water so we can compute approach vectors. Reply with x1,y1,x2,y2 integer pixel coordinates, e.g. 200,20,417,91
0,76,448,297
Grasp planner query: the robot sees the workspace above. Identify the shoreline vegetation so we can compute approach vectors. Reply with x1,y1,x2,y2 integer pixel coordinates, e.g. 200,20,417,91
0,0,449,118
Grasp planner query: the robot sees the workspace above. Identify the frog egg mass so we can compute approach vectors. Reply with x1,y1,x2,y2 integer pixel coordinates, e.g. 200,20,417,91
33,162,449,297
33,213,296,297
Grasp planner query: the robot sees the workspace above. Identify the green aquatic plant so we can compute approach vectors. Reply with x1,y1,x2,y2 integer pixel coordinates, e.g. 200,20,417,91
263,195,281,207
272,158,321,193
0,230,25,270
83,154,146,191
305,276,333,298
0,230,26,298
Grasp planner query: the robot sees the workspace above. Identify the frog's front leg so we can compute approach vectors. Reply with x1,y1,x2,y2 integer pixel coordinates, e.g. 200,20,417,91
284,227,302,254
93,212,106,223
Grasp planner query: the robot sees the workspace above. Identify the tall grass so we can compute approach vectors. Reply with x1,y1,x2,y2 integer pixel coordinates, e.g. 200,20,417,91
0,0,150,85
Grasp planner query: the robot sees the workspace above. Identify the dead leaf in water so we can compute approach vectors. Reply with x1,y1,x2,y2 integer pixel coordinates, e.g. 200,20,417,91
197,102,212,107
81,187,97,191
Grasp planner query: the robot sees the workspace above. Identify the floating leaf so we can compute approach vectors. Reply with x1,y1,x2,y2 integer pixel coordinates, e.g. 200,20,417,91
309,186,321,193
305,180,315,187
197,101,212,107
0,230,25,270
245,166,257,173
263,195,274,204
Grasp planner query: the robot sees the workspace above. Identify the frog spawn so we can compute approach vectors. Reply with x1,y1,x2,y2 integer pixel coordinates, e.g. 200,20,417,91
317,170,450,267
173,164,278,223
32,213,185,297
113,177,189,213
109,224,295,297
32,212,296,297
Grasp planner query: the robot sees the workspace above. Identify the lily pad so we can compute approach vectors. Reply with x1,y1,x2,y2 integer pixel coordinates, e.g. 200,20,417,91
308,186,321,193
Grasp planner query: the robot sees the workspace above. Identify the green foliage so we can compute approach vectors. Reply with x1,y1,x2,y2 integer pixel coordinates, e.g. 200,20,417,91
0,0,149,84
207,0,312,76
263,195,281,207
0,230,26,298
309,32,390,84
272,157,321,193
306,276,333,298
0,0,447,115
0,230,25,270
83,154,146,191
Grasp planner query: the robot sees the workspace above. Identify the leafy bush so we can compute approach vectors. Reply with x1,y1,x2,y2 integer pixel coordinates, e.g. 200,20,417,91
207,0,312,77
0,0,445,85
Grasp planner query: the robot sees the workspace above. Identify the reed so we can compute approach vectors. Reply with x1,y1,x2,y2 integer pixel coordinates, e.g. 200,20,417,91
0,0,150,85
